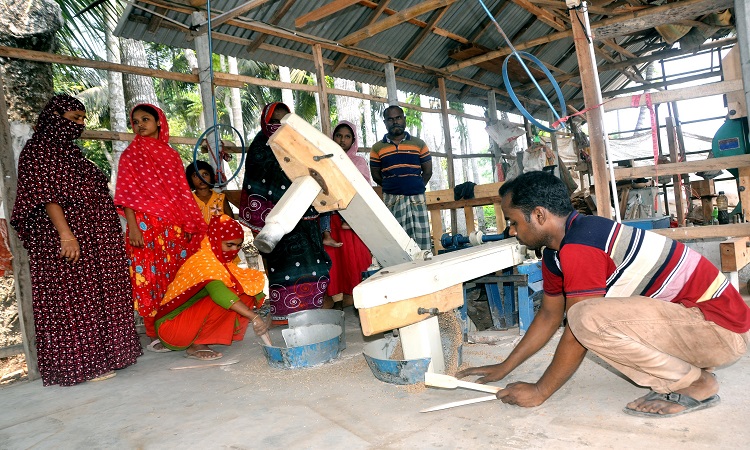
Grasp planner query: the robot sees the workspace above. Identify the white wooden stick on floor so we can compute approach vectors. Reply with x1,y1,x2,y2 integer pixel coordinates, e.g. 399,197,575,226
169,359,240,370
420,395,498,413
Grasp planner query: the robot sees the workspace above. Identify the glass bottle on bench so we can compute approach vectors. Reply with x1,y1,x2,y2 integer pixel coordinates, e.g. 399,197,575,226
717,191,730,225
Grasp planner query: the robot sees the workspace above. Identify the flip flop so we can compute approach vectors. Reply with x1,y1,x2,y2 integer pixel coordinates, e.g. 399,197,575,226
89,371,116,382
185,349,223,361
623,391,721,418
146,339,172,353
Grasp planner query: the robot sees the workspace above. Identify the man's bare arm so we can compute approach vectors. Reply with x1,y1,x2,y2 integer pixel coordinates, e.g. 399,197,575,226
421,161,433,185
457,293,565,383
371,167,383,186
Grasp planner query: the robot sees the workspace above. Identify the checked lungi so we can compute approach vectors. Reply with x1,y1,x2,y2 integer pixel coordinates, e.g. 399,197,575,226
383,192,431,251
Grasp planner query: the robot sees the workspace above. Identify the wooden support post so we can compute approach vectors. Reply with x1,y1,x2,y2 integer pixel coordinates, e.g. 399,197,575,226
438,77,458,234
487,91,500,182
487,91,498,122
312,44,332,137
523,115,532,149
0,74,39,380
739,167,750,221
191,12,216,132
570,6,612,218
431,209,444,253
734,0,750,119
549,110,559,156
464,206,475,233
384,62,398,106
494,202,505,232
666,117,685,225
701,197,714,224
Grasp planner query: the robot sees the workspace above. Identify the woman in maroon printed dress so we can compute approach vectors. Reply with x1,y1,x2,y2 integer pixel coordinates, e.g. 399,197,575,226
10,95,142,386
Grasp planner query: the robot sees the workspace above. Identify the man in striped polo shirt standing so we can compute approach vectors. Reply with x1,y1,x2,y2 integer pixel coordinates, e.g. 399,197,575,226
458,170,750,418
370,105,433,251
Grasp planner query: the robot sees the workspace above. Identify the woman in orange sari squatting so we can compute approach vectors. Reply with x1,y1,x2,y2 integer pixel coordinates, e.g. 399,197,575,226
155,215,268,360
114,104,207,349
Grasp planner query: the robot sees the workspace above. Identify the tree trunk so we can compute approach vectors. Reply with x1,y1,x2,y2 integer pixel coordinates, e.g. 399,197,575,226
0,0,61,123
105,0,128,190
228,56,244,142
120,38,158,110
184,49,206,131
278,66,295,112
333,78,361,140
633,63,656,134
361,83,377,148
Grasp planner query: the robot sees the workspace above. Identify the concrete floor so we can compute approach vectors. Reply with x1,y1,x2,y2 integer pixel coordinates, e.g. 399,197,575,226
1,307,749,449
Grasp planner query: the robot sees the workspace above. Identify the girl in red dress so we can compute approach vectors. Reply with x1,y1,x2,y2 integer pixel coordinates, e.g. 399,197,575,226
321,121,373,309
114,104,207,347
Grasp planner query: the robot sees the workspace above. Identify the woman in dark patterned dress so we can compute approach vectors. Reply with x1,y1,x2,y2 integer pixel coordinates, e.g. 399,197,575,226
237,102,331,324
10,95,142,386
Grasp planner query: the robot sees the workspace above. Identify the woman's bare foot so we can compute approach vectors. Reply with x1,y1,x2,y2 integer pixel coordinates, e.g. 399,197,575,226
322,296,335,309
322,231,342,247
626,370,719,416
340,221,351,230
185,344,223,360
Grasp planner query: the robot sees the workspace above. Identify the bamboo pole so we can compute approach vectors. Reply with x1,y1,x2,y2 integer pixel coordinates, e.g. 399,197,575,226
312,44,332,137
0,74,39,380
438,77,458,234
570,5,613,219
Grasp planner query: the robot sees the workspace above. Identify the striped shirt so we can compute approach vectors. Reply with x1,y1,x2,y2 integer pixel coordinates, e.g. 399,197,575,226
543,212,750,333
370,132,430,195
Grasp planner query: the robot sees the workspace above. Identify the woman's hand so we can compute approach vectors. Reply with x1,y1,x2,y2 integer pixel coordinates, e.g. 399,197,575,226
128,228,145,248
251,314,269,336
60,237,80,263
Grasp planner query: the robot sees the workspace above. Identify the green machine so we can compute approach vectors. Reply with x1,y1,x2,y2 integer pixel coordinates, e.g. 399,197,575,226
712,118,750,178
710,118,749,216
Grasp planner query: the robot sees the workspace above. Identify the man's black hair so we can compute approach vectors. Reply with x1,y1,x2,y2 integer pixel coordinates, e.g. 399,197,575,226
382,105,404,119
499,171,573,221
185,160,216,189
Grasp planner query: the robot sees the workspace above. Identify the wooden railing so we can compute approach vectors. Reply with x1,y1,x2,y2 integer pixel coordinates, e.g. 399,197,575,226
425,182,505,252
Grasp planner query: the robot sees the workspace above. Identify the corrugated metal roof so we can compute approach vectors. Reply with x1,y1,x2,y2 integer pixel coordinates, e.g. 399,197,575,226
114,0,733,124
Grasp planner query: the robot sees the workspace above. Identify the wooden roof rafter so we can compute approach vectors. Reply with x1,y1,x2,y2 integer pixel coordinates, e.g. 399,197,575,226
594,45,646,84
295,0,360,28
509,0,567,32
331,0,391,74
443,0,733,73
514,36,737,95
526,0,618,16
355,0,467,44
201,0,273,29
112,0,738,118
208,8,553,109
246,0,296,53
398,6,450,63
338,0,458,47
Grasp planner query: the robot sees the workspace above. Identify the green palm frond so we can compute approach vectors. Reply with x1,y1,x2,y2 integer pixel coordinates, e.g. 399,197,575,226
75,85,110,128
